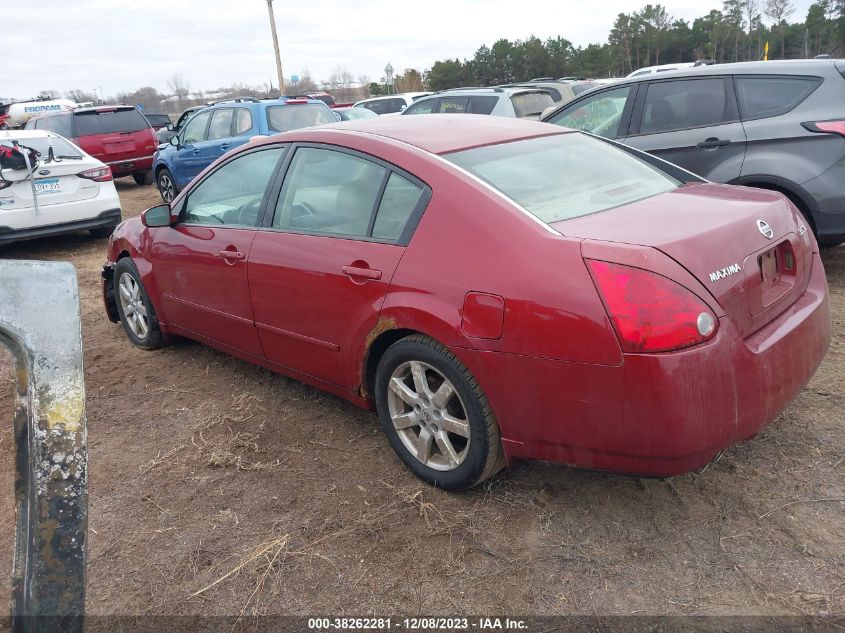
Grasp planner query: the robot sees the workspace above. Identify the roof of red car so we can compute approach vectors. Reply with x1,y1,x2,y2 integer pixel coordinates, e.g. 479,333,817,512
302,114,571,155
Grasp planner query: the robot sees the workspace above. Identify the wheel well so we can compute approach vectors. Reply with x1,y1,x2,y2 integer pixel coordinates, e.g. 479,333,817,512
153,164,168,179
740,181,817,234
363,328,420,399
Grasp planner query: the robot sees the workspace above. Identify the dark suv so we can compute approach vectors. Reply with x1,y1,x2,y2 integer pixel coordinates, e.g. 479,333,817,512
27,105,157,185
542,59,845,245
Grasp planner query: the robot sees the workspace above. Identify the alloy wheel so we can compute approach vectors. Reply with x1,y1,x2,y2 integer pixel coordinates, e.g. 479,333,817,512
118,272,149,339
158,173,175,202
386,360,470,471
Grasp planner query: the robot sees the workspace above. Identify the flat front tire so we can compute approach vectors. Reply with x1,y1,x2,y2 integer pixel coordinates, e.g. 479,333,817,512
113,258,165,350
374,335,504,490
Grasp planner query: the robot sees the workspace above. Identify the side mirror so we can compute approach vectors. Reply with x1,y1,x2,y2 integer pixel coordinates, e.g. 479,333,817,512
169,136,180,147
141,204,173,228
166,123,174,131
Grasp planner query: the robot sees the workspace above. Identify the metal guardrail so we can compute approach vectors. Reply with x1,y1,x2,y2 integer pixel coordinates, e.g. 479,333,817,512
0,260,87,632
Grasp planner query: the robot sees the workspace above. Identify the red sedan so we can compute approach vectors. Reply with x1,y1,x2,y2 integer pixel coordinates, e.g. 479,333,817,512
101,115,830,490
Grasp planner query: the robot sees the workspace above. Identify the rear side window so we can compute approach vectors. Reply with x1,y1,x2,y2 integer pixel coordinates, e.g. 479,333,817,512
36,114,73,138
382,99,406,114
511,92,555,117
445,133,679,224
639,78,732,134
438,97,469,113
735,76,822,120
372,173,423,241
469,96,499,114
73,108,149,136
266,104,335,133
361,100,387,115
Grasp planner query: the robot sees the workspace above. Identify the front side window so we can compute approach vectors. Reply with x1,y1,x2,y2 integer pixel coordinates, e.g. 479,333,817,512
266,105,335,133
735,76,821,119
547,86,631,138
207,108,234,140
403,99,436,115
183,148,285,226
273,148,386,237
638,78,731,134
362,100,387,115
445,133,679,224
181,111,212,144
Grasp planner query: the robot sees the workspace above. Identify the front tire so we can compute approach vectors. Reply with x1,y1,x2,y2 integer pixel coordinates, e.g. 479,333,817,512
156,168,177,203
113,258,165,350
374,335,504,490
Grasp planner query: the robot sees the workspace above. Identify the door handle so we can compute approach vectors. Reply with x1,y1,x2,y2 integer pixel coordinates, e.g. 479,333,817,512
192,148,200,155
220,144,229,151
342,265,382,280
219,249,245,261
697,137,731,149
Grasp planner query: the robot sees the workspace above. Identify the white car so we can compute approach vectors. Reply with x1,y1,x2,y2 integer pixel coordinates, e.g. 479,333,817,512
625,61,716,78
0,130,121,244
352,92,432,115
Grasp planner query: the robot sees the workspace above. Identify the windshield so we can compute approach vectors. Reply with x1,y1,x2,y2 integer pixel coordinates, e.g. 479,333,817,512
444,133,679,224
266,104,336,133
0,136,83,160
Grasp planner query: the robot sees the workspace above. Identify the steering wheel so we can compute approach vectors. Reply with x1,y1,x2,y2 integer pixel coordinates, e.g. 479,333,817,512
235,197,262,226
290,202,318,227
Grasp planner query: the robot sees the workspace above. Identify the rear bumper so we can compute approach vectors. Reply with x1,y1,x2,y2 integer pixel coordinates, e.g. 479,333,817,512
106,155,154,177
456,253,830,477
0,208,122,245
802,161,845,244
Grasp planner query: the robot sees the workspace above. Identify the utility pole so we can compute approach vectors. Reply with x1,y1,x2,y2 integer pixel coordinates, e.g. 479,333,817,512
266,0,285,95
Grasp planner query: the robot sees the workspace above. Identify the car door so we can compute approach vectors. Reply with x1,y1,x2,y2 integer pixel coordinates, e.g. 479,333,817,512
623,77,747,182
206,107,235,159
151,146,287,357
248,144,429,390
545,84,636,139
172,110,213,188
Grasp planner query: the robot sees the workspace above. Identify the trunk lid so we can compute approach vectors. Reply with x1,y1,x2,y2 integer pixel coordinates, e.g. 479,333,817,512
72,107,156,166
1,159,100,210
554,183,814,338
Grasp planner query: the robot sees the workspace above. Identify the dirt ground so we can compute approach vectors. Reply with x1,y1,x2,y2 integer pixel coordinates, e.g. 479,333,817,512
0,179,843,619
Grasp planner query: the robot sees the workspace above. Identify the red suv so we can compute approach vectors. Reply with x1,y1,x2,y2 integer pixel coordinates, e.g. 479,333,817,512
26,105,157,185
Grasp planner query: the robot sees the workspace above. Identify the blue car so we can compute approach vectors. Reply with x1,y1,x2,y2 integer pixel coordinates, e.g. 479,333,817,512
153,96,339,202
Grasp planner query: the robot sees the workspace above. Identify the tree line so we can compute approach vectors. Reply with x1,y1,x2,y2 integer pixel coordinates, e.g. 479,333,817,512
424,0,845,90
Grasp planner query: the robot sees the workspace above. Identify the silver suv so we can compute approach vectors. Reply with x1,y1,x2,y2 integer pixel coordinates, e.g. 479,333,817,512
402,87,555,120
542,59,845,245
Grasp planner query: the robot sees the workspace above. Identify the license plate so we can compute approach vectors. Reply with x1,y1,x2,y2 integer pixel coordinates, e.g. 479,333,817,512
34,178,62,195
759,248,780,292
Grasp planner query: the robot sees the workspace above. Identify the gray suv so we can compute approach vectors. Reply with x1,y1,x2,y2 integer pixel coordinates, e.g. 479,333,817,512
542,59,845,245
403,87,555,119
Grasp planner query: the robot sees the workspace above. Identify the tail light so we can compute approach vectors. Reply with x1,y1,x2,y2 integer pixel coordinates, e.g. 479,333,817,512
586,260,718,353
77,166,112,182
802,120,845,138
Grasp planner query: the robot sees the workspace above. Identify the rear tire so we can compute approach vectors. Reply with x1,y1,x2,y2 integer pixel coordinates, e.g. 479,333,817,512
374,335,504,490
133,170,153,186
113,258,165,350
156,168,177,203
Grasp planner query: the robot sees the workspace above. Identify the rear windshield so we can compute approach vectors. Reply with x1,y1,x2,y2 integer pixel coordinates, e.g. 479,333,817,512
74,108,150,136
1,136,82,160
510,92,555,117
445,133,679,223
266,104,336,133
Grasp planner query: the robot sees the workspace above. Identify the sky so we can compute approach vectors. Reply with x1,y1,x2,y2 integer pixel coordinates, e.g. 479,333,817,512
2,0,816,100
